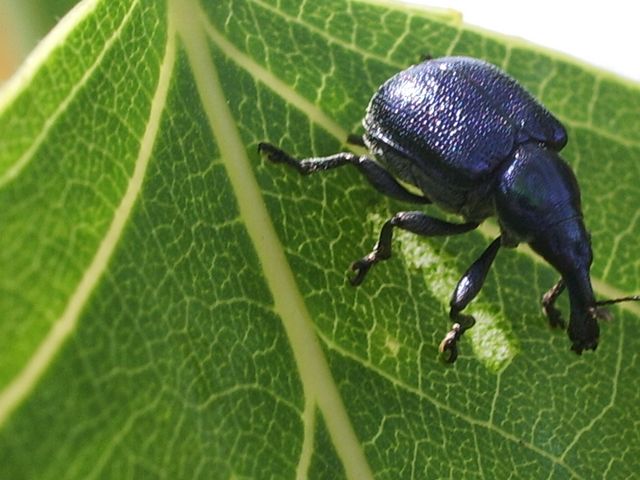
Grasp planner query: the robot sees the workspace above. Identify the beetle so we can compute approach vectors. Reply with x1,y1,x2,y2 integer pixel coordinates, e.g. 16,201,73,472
258,56,639,363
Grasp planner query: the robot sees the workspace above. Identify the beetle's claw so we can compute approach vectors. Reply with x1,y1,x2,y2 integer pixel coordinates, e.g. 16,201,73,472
568,308,600,355
438,322,463,364
438,333,458,364
349,259,371,286
570,330,599,355
258,142,284,162
257,141,270,154
258,142,309,175
571,340,598,355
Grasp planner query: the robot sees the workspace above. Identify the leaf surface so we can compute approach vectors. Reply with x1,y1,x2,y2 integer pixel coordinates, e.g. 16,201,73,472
1,0,639,478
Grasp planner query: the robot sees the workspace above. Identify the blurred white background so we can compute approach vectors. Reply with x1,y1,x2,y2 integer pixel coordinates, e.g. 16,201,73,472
1,1,639,82
407,0,640,81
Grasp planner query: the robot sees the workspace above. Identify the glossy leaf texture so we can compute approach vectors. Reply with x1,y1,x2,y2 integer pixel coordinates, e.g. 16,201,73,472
1,0,639,478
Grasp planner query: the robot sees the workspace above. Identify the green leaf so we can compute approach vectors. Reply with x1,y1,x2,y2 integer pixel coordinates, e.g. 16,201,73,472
1,0,639,478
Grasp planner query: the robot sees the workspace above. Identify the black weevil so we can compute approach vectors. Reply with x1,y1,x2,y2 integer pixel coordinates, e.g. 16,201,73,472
258,56,639,363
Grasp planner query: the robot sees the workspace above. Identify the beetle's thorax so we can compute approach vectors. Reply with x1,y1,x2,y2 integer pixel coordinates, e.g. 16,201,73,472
494,142,583,244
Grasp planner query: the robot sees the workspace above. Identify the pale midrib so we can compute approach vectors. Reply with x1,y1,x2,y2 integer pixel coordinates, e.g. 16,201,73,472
176,2,374,479
296,394,316,480
0,0,140,188
0,7,176,427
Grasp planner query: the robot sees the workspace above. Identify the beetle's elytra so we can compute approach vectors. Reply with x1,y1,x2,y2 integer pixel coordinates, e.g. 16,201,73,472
258,56,639,363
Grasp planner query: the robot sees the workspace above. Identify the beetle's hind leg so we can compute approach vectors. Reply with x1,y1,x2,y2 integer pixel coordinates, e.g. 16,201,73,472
440,237,501,363
541,279,566,329
258,142,430,204
350,212,479,285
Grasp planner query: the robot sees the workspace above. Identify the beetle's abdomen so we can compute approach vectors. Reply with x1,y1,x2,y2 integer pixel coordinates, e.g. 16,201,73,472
364,57,567,190
446,58,567,149
495,142,582,242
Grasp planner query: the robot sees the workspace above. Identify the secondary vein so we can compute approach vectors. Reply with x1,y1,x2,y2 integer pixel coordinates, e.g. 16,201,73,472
0,1,176,428
0,0,139,188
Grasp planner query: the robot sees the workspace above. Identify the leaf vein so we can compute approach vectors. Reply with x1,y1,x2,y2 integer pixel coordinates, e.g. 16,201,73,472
317,330,584,479
559,314,624,461
0,0,142,188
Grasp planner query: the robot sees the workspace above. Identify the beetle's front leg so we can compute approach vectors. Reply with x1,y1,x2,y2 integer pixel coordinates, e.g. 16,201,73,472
440,237,501,363
258,142,430,204
541,279,566,328
350,212,479,285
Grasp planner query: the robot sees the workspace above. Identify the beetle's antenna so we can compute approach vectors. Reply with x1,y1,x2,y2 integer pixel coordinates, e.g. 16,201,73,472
595,295,640,306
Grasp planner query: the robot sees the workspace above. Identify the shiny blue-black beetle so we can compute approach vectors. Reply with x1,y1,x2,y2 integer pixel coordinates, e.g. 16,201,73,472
259,56,639,363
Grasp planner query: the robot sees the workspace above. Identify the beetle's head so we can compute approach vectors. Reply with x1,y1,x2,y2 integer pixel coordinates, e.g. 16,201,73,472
532,218,640,353
530,218,600,352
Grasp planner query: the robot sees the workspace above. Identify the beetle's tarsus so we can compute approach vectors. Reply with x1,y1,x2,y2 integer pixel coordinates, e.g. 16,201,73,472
259,142,295,166
349,243,390,285
349,259,372,286
439,330,459,364
257,142,280,157
438,316,474,363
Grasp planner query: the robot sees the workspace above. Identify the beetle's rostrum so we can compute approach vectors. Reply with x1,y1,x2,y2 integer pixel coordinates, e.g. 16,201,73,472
258,56,640,363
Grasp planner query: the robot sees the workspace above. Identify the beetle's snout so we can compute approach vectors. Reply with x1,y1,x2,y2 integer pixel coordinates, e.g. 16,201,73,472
566,230,593,270
569,306,600,354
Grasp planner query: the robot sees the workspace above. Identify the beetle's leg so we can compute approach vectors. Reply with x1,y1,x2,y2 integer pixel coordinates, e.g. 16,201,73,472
541,279,566,328
440,237,501,363
258,142,430,204
350,212,479,286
